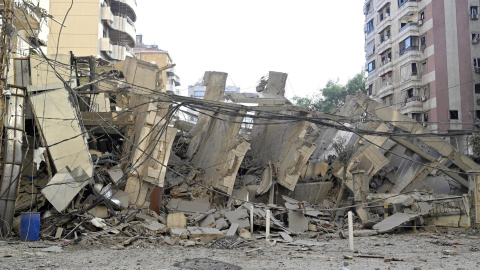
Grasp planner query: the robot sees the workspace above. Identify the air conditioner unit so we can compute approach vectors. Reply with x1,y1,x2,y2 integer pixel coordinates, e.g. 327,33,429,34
420,96,427,102
472,14,479,20
475,66,480,73
418,19,423,26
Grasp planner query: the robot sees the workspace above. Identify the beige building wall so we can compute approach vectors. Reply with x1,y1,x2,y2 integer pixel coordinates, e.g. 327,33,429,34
48,0,101,57
136,52,172,92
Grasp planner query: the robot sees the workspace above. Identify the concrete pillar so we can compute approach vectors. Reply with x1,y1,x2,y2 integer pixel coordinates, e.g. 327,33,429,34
468,170,480,229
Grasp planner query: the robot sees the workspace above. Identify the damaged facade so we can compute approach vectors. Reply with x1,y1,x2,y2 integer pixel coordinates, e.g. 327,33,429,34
0,45,478,247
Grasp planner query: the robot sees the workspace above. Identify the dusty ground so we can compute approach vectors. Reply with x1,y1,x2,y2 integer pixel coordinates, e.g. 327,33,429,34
0,231,479,270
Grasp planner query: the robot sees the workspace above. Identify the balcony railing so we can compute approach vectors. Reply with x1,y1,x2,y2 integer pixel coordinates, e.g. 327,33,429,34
398,0,418,9
399,22,419,33
399,46,419,56
406,96,422,103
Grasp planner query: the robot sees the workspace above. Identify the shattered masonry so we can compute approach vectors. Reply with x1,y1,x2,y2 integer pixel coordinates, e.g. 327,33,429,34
0,53,479,248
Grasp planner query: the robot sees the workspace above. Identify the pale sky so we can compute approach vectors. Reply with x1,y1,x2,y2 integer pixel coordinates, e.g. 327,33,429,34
136,1,366,99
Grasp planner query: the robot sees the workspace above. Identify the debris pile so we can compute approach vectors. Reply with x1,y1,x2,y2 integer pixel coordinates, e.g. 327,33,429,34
0,54,479,249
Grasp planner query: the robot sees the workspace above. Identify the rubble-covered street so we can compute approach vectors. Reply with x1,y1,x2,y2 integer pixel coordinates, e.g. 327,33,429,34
1,231,480,269
1,3,480,269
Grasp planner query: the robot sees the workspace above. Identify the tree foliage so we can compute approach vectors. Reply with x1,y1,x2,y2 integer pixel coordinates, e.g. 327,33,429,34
293,71,366,113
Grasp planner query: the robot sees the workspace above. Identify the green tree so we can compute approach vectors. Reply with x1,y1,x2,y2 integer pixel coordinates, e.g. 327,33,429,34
293,71,366,113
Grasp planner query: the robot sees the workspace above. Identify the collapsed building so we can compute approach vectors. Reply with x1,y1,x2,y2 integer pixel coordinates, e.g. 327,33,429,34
1,54,480,245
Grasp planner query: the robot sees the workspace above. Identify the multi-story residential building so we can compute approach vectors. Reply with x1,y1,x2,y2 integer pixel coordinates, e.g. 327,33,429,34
364,0,480,134
133,34,181,93
0,0,50,57
48,0,137,61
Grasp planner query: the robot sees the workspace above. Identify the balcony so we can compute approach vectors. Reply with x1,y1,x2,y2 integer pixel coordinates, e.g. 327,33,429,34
109,15,136,47
377,82,394,99
398,0,419,20
399,22,419,33
375,0,391,12
376,15,391,34
378,37,392,53
377,59,393,75
101,5,113,24
401,96,423,114
100,38,113,53
399,46,420,58
111,0,137,22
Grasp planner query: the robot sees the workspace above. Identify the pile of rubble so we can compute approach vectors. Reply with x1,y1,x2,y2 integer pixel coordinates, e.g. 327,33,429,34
1,54,479,249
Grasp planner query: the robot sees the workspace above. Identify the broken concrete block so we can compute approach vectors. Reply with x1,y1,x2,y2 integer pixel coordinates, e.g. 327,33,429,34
188,227,224,241
167,213,187,229
42,167,90,212
135,213,157,222
315,162,329,177
199,214,215,228
180,240,196,247
215,218,229,230
167,198,211,215
142,221,168,234
107,166,123,184
238,229,252,238
88,206,109,219
226,223,239,236
169,228,189,239
288,210,309,233
225,208,250,229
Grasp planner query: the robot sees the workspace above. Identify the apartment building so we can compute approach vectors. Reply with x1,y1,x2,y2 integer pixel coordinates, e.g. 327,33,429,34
364,0,480,134
48,0,137,61
133,34,181,93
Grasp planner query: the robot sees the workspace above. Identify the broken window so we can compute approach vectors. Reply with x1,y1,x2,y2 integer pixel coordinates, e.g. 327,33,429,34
364,1,372,15
366,19,374,34
472,6,478,15
420,35,426,49
473,32,480,44
411,63,418,76
399,36,419,56
449,110,459,120
367,60,376,74
475,84,480,94
407,88,414,98
398,0,409,8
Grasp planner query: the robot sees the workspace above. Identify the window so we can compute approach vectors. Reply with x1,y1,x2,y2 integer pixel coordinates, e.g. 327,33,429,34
476,110,480,119
421,35,426,48
368,84,373,96
420,11,425,20
367,60,376,73
449,110,459,120
398,0,409,8
399,36,419,55
475,84,480,94
366,19,374,34
194,91,205,99
474,58,480,67
421,61,427,74
423,113,429,123
412,63,418,76
407,88,414,98
471,6,478,15
473,32,480,44
364,1,372,15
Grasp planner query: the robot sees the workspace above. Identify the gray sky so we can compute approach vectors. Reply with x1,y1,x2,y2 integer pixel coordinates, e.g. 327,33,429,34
136,1,365,99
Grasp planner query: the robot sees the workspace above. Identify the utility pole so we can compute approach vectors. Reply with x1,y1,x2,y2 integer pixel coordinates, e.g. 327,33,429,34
0,0,15,236
0,0,14,150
